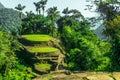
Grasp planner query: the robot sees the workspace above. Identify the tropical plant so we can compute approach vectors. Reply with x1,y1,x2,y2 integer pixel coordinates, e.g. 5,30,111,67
15,4,25,19
33,1,41,15
62,7,69,16
15,4,25,36
47,6,60,37
40,0,48,16
0,28,34,79
0,30,18,77
60,14,112,71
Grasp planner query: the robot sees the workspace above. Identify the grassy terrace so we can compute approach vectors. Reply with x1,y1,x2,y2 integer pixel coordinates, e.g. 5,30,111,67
34,63,51,71
26,47,58,53
22,34,52,42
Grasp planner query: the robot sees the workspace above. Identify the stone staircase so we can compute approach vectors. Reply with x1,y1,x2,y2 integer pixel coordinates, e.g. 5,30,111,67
20,34,65,75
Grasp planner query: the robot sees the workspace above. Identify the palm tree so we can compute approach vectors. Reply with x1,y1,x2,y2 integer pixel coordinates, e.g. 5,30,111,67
40,0,48,16
15,4,25,19
33,2,39,14
26,11,34,17
33,2,41,15
62,7,69,16
15,4,25,36
47,6,60,37
69,9,83,18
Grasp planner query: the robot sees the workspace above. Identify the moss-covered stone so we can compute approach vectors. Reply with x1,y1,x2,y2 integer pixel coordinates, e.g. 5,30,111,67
26,46,58,53
22,34,52,42
34,63,51,72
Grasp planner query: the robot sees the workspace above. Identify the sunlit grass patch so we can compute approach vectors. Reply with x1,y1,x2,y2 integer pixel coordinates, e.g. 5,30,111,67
22,34,52,42
34,63,51,71
27,47,58,53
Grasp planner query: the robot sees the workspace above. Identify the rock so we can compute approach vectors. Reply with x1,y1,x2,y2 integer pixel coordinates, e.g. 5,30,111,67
86,75,114,80
111,72,120,80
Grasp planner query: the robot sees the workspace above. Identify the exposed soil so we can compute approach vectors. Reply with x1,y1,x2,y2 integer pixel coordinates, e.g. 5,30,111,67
32,71,120,80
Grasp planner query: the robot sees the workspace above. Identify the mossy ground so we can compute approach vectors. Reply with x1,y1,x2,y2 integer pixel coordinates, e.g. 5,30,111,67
34,63,51,71
22,34,52,42
26,47,58,53
34,63,52,72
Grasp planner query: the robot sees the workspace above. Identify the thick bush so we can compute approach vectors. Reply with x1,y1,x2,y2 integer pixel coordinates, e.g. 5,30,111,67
0,30,33,79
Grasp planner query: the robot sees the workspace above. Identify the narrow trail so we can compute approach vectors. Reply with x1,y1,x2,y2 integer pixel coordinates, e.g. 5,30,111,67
33,71,120,80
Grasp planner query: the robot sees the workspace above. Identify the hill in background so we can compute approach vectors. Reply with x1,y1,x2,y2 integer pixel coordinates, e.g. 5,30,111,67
0,2,5,9
0,2,23,36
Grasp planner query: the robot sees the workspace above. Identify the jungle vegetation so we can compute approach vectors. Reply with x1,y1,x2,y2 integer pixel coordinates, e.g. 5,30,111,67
0,0,120,79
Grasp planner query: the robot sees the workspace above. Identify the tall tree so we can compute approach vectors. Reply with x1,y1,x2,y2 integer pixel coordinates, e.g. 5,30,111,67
88,0,120,70
88,0,120,20
47,6,60,37
40,0,48,16
62,7,69,16
15,4,25,36
15,4,25,19
34,0,47,15
58,8,85,33
33,2,41,15
69,9,84,19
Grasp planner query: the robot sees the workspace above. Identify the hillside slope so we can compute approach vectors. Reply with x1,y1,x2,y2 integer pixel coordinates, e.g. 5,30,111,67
20,34,66,76
0,2,5,9
0,8,20,35
0,3,25,36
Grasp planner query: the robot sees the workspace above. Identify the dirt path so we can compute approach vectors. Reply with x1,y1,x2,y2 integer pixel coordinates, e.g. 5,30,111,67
32,71,120,80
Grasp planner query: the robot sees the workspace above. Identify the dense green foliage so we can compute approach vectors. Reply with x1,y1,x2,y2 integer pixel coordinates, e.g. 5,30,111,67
0,30,33,79
59,16,112,71
87,0,120,71
22,13,52,34
0,31,18,76
1,0,120,79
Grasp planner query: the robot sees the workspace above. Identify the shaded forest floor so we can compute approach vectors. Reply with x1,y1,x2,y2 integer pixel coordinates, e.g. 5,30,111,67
32,71,120,80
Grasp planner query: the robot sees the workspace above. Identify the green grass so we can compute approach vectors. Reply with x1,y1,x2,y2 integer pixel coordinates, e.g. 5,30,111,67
27,47,58,53
34,63,51,71
22,34,52,42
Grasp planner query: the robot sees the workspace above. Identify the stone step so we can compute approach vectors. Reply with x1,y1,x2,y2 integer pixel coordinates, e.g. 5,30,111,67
50,60,58,63
34,63,52,73
21,34,52,42
33,57,58,60
25,46,59,54
34,53,60,56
